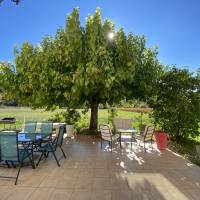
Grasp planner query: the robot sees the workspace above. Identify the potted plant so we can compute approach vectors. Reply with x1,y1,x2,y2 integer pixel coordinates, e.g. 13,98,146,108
49,109,80,137
153,114,169,150
154,129,168,150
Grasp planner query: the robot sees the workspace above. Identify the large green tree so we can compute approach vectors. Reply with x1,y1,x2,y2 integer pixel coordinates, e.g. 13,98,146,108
9,8,160,131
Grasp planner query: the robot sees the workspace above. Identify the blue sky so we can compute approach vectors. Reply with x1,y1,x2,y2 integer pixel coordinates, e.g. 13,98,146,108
0,0,200,72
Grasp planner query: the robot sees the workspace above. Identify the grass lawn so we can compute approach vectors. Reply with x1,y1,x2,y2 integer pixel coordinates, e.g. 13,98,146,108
0,106,152,130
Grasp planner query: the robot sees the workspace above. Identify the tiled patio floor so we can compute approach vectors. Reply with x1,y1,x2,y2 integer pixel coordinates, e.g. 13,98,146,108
0,135,200,200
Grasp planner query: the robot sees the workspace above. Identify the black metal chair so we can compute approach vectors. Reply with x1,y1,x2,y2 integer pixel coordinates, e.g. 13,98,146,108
36,125,66,167
0,131,35,185
99,124,121,151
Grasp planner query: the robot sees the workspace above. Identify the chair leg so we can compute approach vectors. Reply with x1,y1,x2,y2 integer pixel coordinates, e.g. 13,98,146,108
131,135,133,149
60,146,66,159
31,144,34,161
15,162,22,185
28,154,35,169
144,140,146,152
151,139,153,150
36,152,44,166
5,160,10,168
110,141,112,151
44,152,49,158
119,137,121,148
5,161,11,168
11,161,16,168
101,139,102,149
51,151,60,167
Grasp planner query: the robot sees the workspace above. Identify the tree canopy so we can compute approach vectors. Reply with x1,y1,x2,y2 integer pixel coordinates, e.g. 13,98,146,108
0,62,15,98
6,8,162,131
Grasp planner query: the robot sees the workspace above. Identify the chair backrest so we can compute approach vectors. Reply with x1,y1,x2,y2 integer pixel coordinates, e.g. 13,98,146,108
113,119,123,129
40,122,53,135
54,125,65,148
99,124,112,140
24,121,37,133
0,131,19,162
113,118,133,129
144,125,155,140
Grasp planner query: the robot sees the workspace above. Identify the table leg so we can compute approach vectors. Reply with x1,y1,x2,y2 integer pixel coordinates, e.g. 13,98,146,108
31,143,36,169
131,133,136,150
131,134,133,149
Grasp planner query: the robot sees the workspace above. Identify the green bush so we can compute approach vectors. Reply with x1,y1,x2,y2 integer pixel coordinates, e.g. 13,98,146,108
49,109,80,124
150,67,200,141
75,114,90,133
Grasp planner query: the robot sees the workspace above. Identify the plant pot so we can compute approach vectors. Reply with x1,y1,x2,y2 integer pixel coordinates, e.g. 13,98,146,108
155,131,168,150
196,145,200,159
66,125,75,137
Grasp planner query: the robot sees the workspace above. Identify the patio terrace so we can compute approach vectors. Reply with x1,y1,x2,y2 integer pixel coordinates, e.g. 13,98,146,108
0,135,200,200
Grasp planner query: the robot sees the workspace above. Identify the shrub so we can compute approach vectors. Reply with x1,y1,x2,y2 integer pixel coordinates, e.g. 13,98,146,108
49,109,80,124
75,114,90,133
150,67,200,141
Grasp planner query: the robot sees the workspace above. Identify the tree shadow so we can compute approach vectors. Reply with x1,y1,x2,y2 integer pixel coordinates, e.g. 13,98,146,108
127,178,166,200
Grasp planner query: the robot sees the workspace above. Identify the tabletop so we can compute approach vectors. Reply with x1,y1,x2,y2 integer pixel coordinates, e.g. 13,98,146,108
117,128,137,133
18,132,51,142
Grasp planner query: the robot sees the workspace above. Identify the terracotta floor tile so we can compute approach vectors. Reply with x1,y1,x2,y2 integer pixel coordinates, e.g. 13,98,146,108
91,190,111,200
28,188,54,200
50,189,73,200
0,136,199,200
70,190,92,200
7,187,36,200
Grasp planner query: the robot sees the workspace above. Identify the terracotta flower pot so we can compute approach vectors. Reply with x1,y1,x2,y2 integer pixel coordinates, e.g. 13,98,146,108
155,131,168,150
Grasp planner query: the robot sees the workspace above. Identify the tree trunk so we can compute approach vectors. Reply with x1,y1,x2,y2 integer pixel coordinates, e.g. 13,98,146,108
89,102,99,131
